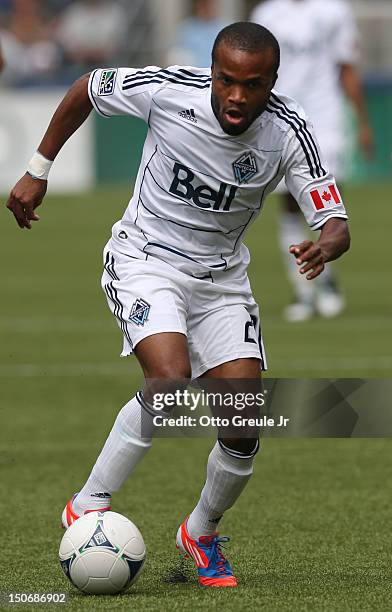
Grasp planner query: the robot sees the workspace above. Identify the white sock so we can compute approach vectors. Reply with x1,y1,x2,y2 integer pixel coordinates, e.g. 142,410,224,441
186,441,257,540
315,261,334,288
279,211,315,303
74,393,154,515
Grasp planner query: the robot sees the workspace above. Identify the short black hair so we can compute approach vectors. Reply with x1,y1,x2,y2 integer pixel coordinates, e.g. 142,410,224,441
212,22,280,73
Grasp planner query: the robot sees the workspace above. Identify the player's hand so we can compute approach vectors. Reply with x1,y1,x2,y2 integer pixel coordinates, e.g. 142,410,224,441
289,240,325,280
6,173,47,229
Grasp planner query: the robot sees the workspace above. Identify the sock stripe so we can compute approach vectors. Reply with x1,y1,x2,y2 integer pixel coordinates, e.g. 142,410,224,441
136,391,157,417
218,438,260,459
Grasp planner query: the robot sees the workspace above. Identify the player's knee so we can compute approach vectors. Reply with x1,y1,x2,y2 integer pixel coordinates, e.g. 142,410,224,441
144,362,191,380
142,362,191,409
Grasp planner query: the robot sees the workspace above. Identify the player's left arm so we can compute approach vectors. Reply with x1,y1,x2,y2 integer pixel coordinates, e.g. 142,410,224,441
339,63,373,159
282,103,351,280
290,218,350,281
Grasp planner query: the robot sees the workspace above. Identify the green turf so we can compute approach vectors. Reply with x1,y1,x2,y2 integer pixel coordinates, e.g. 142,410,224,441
0,182,391,610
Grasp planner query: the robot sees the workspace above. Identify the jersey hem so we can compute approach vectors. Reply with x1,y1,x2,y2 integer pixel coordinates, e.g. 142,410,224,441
120,328,187,356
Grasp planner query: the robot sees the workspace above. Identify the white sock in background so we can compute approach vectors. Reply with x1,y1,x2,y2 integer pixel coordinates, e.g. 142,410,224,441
279,211,315,303
280,211,335,298
186,441,257,540
74,393,154,515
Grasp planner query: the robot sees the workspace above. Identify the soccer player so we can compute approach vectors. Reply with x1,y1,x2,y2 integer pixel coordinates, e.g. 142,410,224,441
6,22,350,587
251,0,372,321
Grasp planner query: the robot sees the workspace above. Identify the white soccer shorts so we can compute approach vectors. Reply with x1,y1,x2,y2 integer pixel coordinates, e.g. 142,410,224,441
102,247,267,379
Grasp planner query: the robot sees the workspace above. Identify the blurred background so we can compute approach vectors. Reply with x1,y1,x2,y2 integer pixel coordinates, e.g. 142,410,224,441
0,0,391,377
0,0,391,191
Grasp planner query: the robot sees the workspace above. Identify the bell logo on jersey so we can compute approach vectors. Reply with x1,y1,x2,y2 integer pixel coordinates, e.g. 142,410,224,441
98,69,117,96
310,184,341,210
169,162,238,211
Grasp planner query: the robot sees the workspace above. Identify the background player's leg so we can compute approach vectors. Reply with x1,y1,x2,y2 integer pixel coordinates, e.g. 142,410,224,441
74,333,191,516
279,193,316,321
279,193,344,321
186,358,260,540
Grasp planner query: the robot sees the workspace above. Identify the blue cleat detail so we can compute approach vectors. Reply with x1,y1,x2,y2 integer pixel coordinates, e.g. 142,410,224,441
176,519,237,587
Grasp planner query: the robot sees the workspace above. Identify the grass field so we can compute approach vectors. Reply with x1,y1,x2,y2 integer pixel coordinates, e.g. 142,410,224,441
1,182,391,610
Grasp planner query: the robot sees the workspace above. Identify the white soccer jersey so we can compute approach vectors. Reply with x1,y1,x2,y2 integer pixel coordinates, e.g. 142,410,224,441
251,0,359,137
89,66,347,276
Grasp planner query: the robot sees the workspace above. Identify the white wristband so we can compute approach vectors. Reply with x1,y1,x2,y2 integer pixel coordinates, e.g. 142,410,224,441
27,151,53,180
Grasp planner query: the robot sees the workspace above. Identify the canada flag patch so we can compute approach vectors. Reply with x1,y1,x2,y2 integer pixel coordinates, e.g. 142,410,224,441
310,185,341,211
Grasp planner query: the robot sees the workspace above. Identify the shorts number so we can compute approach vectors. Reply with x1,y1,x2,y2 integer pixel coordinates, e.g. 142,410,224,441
244,315,258,344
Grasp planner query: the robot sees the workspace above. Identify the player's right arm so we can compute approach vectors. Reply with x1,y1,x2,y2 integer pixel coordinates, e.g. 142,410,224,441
6,73,92,229
6,65,174,229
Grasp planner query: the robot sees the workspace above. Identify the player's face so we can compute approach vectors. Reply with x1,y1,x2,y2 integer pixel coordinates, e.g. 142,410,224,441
211,43,277,135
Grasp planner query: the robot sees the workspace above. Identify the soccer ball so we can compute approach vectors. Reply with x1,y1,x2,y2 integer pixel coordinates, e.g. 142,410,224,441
59,511,146,594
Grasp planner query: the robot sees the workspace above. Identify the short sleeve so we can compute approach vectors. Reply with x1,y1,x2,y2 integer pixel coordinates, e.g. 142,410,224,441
88,66,165,122
283,122,348,231
331,1,359,65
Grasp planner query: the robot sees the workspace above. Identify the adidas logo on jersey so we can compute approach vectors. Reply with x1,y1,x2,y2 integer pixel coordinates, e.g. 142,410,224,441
178,108,197,123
